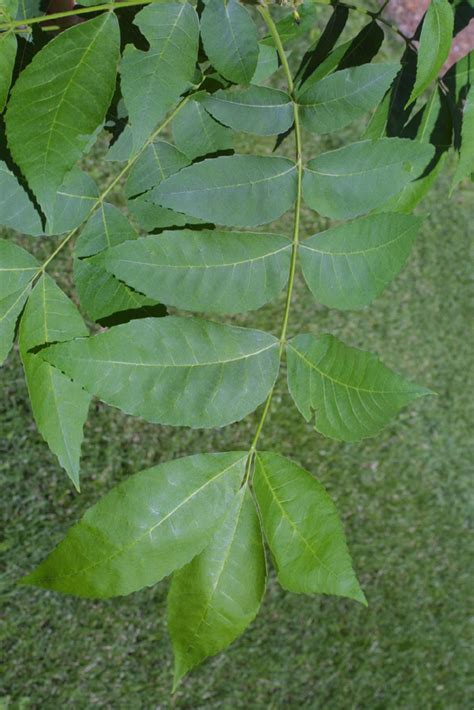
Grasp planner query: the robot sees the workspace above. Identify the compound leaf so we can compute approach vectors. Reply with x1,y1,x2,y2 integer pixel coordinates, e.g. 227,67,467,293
0,162,43,237
168,486,265,689
408,0,454,105
0,286,30,365
253,452,366,604
6,14,120,217
41,316,280,428
104,230,291,314
19,274,91,489
201,0,258,85
299,213,423,310
452,85,474,190
303,138,434,219
287,333,433,442
172,95,234,160
120,2,199,150
45,168,99,236
151,154,298,227
251,42,278,84
22,452,246,597
201,85,294,137
0,30,16,111
0,239,38,300
297,63,399,134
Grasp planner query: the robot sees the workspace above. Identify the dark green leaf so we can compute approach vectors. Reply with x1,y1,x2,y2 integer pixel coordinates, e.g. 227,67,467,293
0,285,30,365
0,162,43,236
151,155,298,227
172,94,234,159
251,42,278,84
297,64,399,134
125,140,190,199
23,452,246,597
168,486,265,689
0,30,16,111
46,169,99,236
41,316,280,428
0,239,38,299
201,86,294,136
299,213,423,310
19,274,91,489
253,452,366,604
6,14,120,217
128,198,203,232
104,230,291,314
287,333,433,442
120,2,199,150
302,138,435,219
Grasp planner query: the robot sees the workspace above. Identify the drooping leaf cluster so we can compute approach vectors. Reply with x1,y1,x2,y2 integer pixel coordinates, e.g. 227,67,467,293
0,0,470,688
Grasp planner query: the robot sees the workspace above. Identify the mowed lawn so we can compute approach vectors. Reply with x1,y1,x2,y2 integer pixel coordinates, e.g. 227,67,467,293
1,62,473,709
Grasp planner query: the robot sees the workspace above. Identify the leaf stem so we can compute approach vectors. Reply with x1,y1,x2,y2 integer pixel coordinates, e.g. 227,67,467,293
245,5,304,481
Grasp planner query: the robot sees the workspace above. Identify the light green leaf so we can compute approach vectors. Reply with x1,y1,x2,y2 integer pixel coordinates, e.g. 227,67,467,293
168,486,265,688
362,92,391,139
0,286,30,365
41,316,280,428
0,30,16,111
0,162,43,237
297,63,399,134
300,213,423,310
408,0,454,105
74,204,155,322
0,0,18,20
287,333,433,442
45,168,99,236
19,274,91,489
23,452,246,597
201,0,258,84
0,239,38,300
251,42,279,85
303,138,435,219
201,86,294,137
253,452,365,604
151,155,298,227
120,2,199,150
452,85,474,190
5,14,120,217
104,230,291,314
172,94,234,160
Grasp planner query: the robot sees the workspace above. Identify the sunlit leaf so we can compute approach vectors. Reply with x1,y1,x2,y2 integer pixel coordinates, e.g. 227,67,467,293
23,452,246,597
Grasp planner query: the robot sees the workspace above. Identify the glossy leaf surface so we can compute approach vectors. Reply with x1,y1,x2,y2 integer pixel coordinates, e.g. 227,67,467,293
303,138,435,219
104,230,291,314
19,275,91,489
6,14,120,216
168,486,265,688
300,213,423,310
41,316,280,428
120,3,199,150
297,63,399,134
201,86,294,136
23,452,246,597
151,155,298,227
201,0,258,84
287,333,433,441
254,452,366,603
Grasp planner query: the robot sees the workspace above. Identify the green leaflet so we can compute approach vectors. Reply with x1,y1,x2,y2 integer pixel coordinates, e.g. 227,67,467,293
261,3,318,47
0,286,30,366
74,204,155,322
41,316,280,429
120,3,199,150
452,85,474,190
408,0,454,105
0,30,16,111
19,274,91,489
201,0,258,85
253,452,366,604
287,333,433,442
127,199,203,232
201,86,294,137
5,14,120,218
0,162,43,237
299,213,423,310
127,148,189,200
172,95,234,160
46,169,99,236
303,138,435,219
379,154,446,214
297,63,399,134
362,92,391,139
151,155,298,227
23,452,246,597
251,43,279,84
0,239,38,300
168,486,266,689
103,230,291,314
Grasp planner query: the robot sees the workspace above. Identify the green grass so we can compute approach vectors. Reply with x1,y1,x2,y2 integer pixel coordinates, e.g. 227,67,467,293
1,33,473,705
